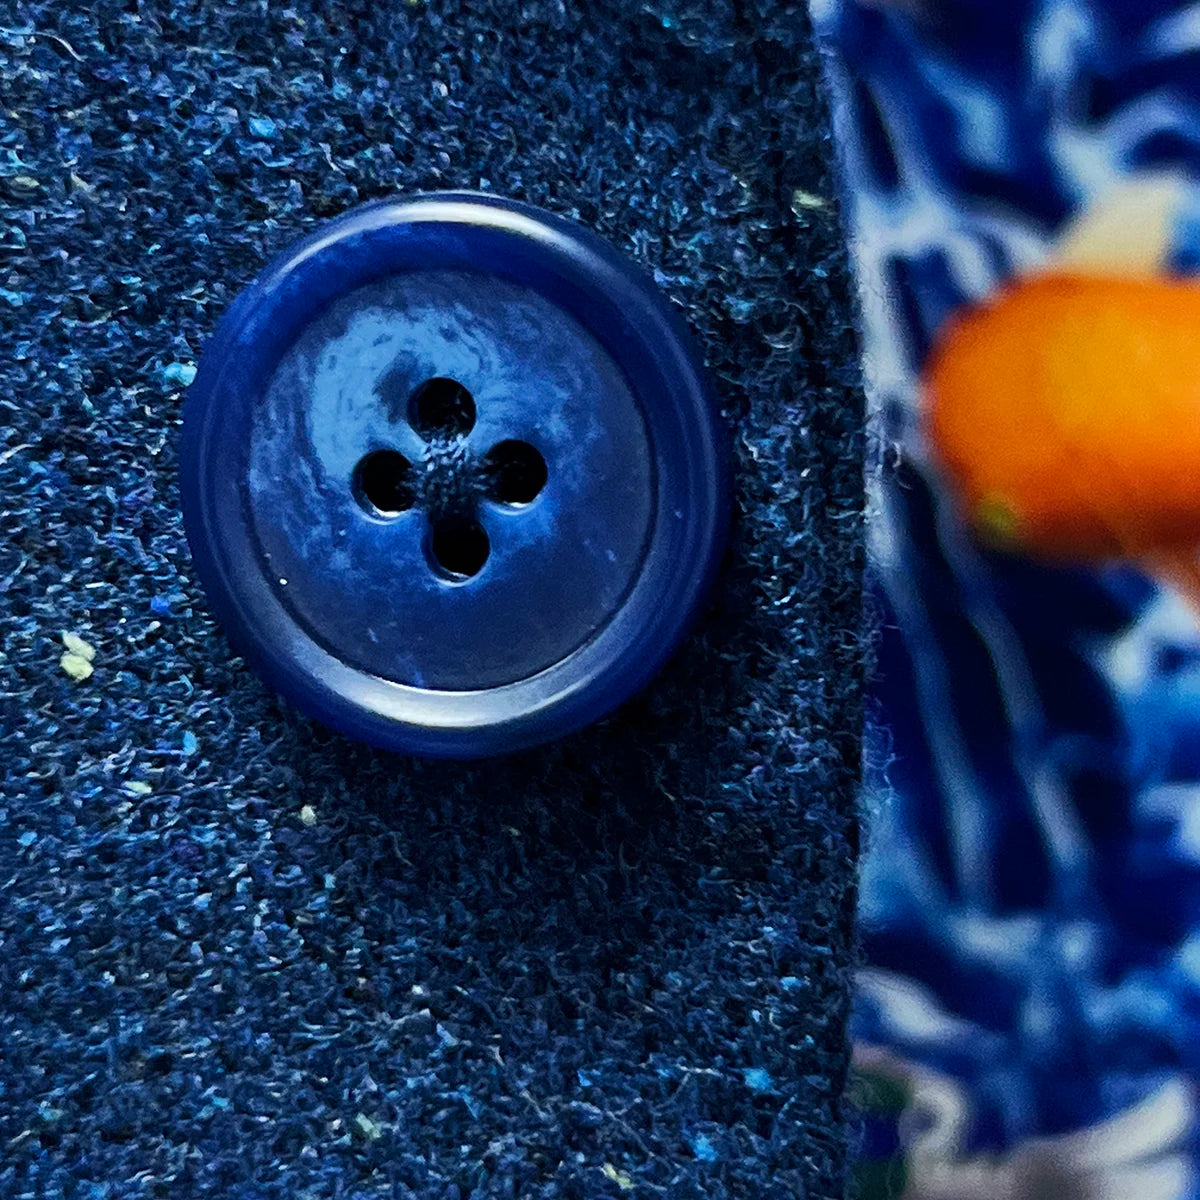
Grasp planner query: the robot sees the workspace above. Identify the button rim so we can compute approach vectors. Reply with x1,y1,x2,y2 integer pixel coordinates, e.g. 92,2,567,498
180,192,729,758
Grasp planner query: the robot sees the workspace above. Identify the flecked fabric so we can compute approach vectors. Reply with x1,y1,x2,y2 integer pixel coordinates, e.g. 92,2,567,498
0,3,864,1197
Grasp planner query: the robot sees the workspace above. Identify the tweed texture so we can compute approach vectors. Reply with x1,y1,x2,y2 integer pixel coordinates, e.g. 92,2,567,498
0,2,863,1196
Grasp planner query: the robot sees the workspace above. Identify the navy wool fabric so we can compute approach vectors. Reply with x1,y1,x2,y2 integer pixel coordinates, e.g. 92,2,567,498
1,3,863,1197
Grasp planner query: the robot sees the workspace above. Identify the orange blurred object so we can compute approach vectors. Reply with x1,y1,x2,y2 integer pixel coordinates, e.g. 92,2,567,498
925,272,1200,562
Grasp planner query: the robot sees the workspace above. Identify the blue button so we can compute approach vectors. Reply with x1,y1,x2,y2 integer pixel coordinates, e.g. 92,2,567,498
180,193,728,758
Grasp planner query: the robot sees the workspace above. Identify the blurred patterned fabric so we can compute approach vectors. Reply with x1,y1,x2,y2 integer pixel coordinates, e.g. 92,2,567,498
816,1,1200,1195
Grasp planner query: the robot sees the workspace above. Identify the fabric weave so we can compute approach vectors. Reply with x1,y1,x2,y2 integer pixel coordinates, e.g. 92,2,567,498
0,4,863,1196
